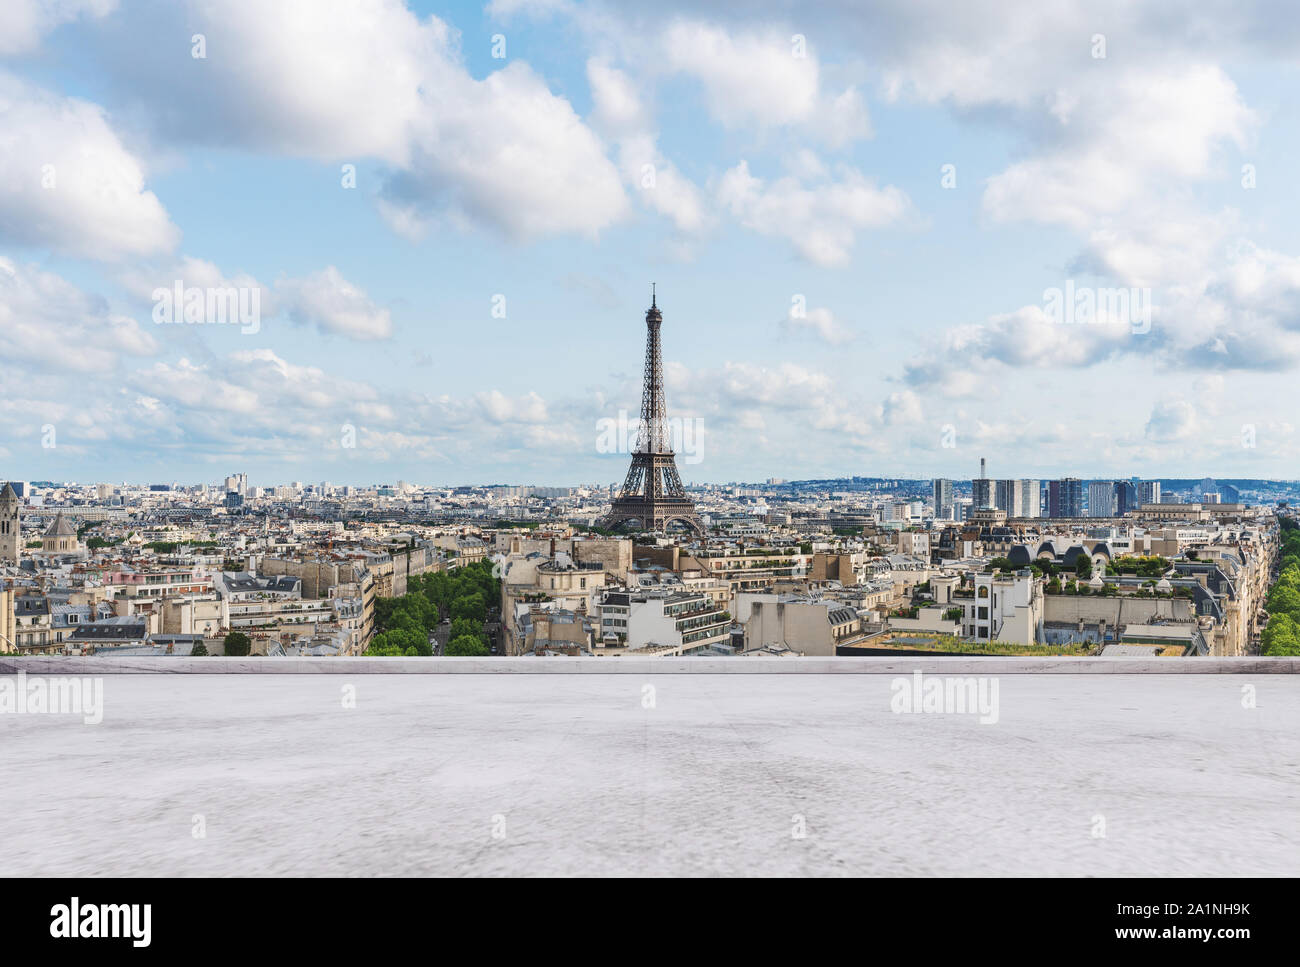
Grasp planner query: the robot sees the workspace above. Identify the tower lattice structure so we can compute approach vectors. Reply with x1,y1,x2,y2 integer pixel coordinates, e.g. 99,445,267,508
600,290,704,534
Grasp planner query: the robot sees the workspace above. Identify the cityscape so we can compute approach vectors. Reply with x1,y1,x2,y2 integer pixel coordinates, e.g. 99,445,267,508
3,0,1298,906
1,282,1294,662
1,327,1294,660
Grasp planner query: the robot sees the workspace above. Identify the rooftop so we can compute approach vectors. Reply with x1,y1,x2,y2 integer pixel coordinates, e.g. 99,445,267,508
1,665,1295,875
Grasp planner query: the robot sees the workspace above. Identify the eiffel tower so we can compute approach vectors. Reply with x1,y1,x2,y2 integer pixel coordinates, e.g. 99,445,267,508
600,288,704,534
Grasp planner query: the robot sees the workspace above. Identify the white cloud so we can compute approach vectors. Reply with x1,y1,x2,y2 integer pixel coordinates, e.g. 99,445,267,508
879,390,923,426
781,305,854,344
475,389,549,424
0,257,157,371
141,358,258,414
659,20,870,145
0,72,178,260
0,0,115,55
587,60,708,234
95,0,627,242
380,60,629,240
120,258,392,341
902,302,1140,399
719,361,835,409
276,267,392,341
718,158,908,265
588,59,649,136
983,66,1254,239
1145,400,1198,442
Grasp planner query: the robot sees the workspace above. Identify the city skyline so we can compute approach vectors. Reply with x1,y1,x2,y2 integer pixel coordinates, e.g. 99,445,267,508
6,0,1300,899
6,1,1300,484
4,473,1296,492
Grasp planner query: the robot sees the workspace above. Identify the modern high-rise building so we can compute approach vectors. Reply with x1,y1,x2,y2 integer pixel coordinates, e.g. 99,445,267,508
1088,480,1117,517
993,479,1039,518
1115,480,1138,515
993,480,1024,517
1138,480,1161,505
1020,479,1041,518
933,478,954,519
972,459,993,510
1048,477,1083,518
994,479,1013,515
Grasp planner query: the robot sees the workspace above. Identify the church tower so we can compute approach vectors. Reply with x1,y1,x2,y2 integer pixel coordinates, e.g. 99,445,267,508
0,483,21,564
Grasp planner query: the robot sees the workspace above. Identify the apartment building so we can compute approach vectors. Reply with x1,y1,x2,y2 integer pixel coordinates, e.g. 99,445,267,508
955,570,1045,644
498,546,615,655
1088,481,1117,518
596,588,730,654
994,479,1039,518
684,546,805,599
933,478,954,519
742,597,872,655
1048,478,1084,518
217,572,335,630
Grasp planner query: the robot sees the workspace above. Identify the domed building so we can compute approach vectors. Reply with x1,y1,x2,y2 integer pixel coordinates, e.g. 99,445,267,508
40,512,83,558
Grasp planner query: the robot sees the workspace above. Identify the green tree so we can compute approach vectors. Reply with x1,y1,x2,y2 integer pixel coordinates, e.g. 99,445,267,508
365,638,413,656
450,616,483,643
1275,562,1300,589
1267,583,1300,622
1075,555,1093,579
1262,613,1300,656
451,591,487,623
366,627,430,657
1106,555,1170,578
190,641,209,657
223,631,252,657
445,634,489,656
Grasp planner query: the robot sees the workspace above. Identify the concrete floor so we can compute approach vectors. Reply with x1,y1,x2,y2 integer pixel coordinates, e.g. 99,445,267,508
2,673,1297,876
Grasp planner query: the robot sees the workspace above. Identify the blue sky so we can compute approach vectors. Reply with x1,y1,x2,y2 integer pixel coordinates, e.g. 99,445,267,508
3,0,1300,487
